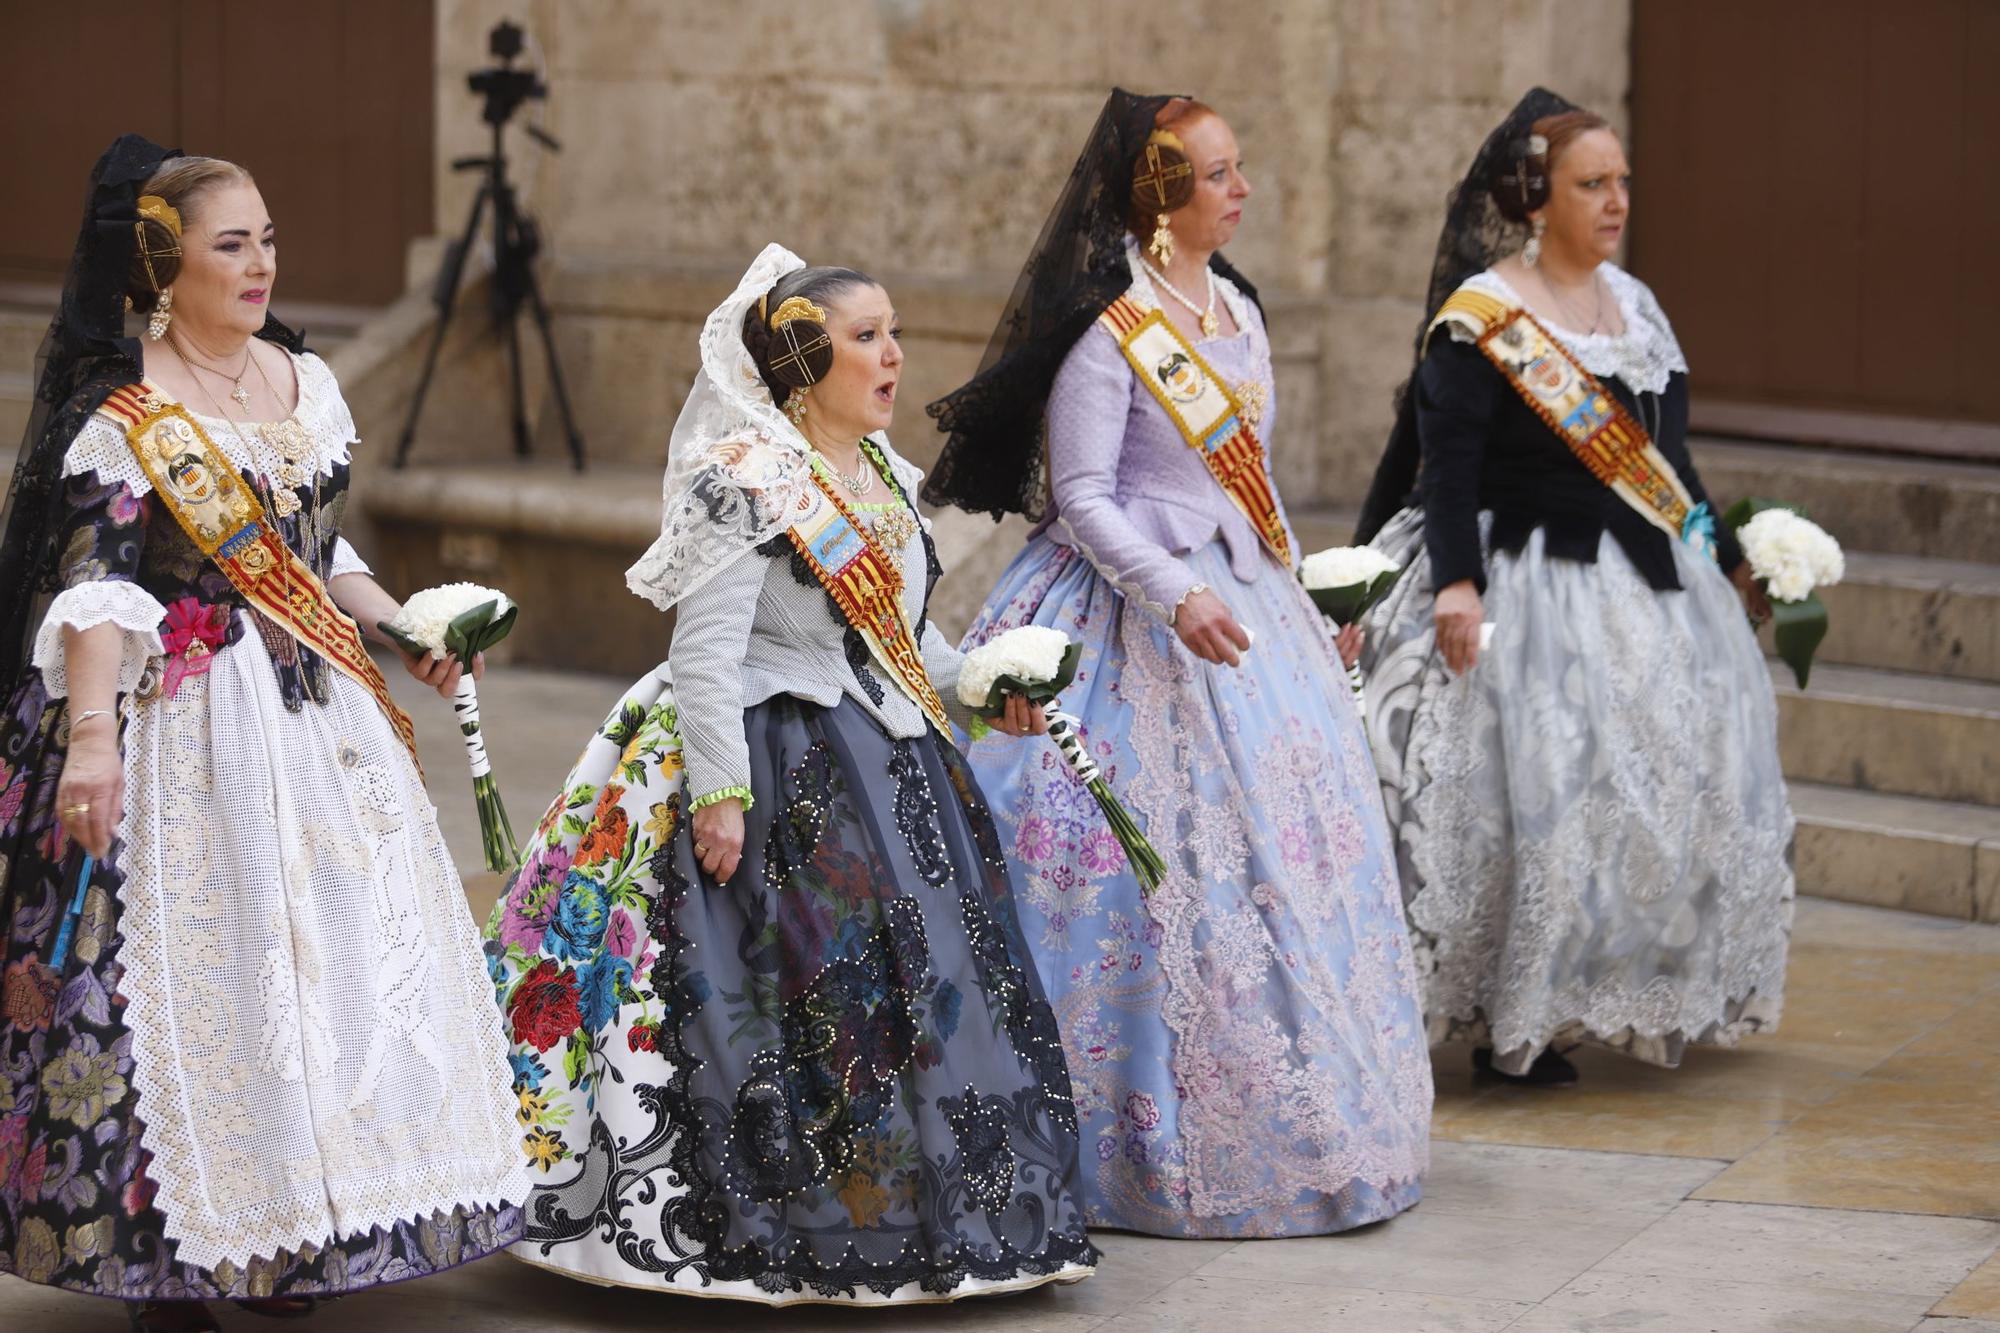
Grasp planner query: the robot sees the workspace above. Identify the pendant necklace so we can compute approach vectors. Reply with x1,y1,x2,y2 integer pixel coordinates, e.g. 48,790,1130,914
1143,259,1220,338
176,337,255,407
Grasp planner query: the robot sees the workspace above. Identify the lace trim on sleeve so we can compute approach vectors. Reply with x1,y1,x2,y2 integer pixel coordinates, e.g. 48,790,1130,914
32,581,167,698
689,785,755,813
329,537,371,579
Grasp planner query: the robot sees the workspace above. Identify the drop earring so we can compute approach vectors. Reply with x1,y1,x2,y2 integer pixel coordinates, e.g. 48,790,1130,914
1148,213,1175,266
147,289,173,341
784,386,809,427
1523,215,1545,268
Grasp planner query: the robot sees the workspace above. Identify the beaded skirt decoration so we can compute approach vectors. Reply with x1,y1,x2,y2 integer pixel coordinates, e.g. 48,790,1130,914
482,669,1097,1305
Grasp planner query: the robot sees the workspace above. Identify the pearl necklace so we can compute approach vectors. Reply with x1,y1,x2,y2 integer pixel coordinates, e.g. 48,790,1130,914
1142,259,1220,338
810,447,875,498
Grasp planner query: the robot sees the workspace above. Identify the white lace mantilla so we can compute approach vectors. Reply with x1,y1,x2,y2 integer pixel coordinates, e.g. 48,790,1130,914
61,351,356,496
32,581,166,698
1453,265,1688,395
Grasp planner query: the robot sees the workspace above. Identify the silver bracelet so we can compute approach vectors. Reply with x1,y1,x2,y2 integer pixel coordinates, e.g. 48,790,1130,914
71,708,114,727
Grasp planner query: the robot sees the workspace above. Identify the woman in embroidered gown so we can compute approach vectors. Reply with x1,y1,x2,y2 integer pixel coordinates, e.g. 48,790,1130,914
924,90,1431,1238
481,244,1095,1305
0,140,525,1331
1353,90,1794,1087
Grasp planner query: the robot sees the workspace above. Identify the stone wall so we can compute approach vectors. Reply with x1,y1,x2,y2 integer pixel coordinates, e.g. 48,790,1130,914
418,0,1629,507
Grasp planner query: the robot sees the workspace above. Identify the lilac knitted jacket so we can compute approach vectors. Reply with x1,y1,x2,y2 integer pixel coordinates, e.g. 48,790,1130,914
1032,284,1295,622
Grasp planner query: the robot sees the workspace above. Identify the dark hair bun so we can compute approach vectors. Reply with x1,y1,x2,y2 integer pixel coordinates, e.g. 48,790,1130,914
1490,137,1551,223
738,266,877,404
762,306,833,390
125,216,183,314
1131,139,1195,217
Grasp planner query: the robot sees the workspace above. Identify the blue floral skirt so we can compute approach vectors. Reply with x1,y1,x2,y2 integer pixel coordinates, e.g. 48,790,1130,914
962,536,1432,1238
484,674,1096,1305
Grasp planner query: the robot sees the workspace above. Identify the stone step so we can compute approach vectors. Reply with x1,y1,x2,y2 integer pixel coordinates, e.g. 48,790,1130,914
1694,436,2000,564
1804,551,2000,683
1788,781,2000,923
1772,661,2000,807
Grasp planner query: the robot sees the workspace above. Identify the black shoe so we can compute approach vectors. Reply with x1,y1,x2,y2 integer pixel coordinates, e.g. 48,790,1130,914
234,1296,337,1320
1472,1045,1580,1087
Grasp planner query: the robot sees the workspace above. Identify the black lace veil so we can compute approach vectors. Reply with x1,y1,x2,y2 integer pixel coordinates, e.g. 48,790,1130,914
1354,86,1577,543
0,134,304,695
924,87,1261,521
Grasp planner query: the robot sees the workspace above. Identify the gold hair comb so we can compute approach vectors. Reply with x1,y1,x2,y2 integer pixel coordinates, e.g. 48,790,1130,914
768,296,827,330
136,194,183,238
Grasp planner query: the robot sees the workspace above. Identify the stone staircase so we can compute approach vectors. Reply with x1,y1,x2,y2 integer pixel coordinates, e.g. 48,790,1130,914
1292,435,2000,924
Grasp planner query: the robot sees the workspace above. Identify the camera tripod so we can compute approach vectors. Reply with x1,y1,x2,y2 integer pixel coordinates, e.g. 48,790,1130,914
394,23,585,470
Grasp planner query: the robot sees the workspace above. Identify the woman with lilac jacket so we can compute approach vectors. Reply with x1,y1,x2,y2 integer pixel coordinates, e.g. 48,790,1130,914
924,89,1432,1239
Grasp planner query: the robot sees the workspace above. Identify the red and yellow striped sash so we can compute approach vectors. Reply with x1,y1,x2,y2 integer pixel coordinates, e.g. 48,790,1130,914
783,466,952,735
1098,295,1292,566
1428,288,1696,539
97,381,422,771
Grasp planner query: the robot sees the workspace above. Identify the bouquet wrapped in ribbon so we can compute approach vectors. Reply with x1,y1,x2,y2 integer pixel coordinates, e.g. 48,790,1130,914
1299,545,1404,717
1724,499,1844,688
382,583,521,871
959,626,1168,893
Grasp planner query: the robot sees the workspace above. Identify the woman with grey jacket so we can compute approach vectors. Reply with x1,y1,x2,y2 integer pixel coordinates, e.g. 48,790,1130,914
479,244,1096,1307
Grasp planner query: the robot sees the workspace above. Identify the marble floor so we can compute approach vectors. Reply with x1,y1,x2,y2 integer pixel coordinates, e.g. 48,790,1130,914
4,665,1997,1332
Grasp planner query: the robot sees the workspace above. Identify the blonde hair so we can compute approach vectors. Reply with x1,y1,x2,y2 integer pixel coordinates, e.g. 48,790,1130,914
127,156,256,312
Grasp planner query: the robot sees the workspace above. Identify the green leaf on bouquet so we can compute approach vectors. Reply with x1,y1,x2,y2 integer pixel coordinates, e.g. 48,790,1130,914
376,621,433,658
1306,567,1404,626
443,598,520,661
977,641,1083,718
1773,591,1828,690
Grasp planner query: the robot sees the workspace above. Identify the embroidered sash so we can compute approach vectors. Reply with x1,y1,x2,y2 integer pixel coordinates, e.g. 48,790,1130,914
95,381,423,770
1429,286,1699,542
1097,294,1292,566
782,462,952,735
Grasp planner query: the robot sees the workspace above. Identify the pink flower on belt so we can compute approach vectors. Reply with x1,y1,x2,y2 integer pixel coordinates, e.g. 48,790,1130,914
159,597,230,699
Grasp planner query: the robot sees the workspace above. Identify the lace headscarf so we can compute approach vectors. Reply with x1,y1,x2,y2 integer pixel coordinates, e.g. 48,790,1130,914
923,87,1261,522
0,133,304,695
1354,86,1578,543
625,243,818,612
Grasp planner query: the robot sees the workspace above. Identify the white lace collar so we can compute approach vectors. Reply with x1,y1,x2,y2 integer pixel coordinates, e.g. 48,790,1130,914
1462,264,1687,395
64,350,357,497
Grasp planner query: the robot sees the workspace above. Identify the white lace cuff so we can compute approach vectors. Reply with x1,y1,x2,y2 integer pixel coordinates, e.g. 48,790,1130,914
33,582,167,699
329,537,371,579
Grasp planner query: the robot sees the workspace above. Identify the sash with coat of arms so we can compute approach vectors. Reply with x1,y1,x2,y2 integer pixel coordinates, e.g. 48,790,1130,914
95,380,422,770
1427,284,1710,550
1096,294,1293,567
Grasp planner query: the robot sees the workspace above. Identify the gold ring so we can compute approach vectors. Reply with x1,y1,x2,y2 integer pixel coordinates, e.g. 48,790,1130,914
63,802,91,817
694,842,709,857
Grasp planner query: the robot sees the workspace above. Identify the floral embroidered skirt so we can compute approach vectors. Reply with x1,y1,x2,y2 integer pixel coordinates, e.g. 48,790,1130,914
1360,509,1795,1075
0,639,524,1302
483,671,1097,1305
962,536,1432,1238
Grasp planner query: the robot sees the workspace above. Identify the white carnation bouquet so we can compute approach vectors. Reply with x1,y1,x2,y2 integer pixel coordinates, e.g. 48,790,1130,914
1724,500,1843,688
382,583,520,870
1300,545,1404,717
959,626,1167,893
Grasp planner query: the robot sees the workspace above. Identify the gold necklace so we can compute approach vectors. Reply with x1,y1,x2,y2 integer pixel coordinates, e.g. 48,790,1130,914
174,336,255,407
1142,259,1220,338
